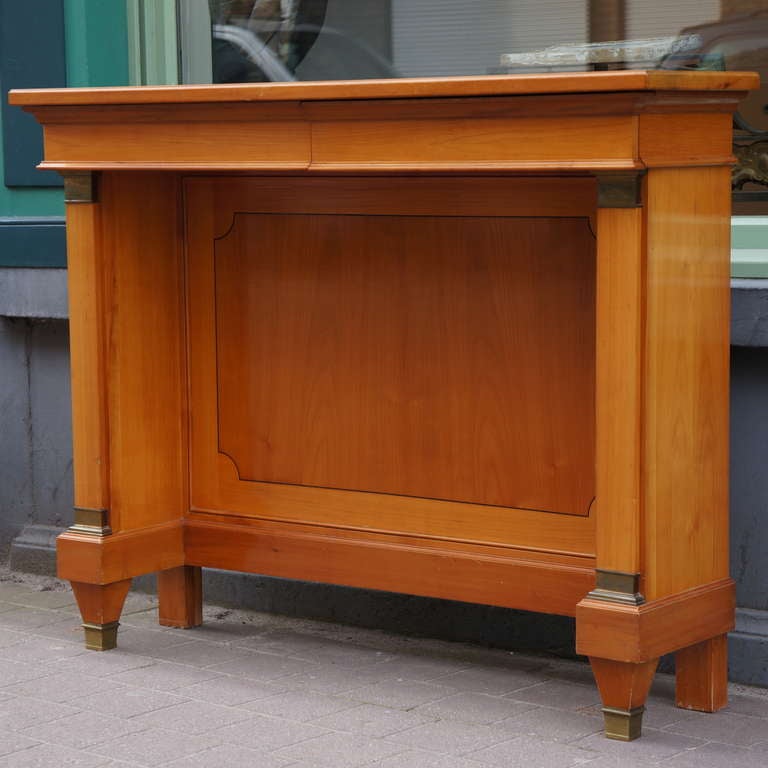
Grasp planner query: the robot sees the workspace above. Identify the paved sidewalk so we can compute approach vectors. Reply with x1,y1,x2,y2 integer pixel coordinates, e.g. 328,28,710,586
0,574,767,768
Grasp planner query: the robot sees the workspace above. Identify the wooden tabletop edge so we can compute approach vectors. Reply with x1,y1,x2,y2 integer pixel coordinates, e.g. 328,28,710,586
8,70,761,107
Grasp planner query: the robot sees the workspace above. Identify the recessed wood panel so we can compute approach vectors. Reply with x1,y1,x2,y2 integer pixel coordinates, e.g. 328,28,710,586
213,211,595,516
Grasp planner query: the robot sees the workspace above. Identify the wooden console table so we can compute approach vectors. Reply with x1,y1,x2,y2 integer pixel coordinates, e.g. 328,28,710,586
12,70,758,740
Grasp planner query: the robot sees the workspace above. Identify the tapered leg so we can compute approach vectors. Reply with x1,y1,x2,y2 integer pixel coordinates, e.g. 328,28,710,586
675,634,728,712
157,566,203,628
70,580,131,651
589,657,658,740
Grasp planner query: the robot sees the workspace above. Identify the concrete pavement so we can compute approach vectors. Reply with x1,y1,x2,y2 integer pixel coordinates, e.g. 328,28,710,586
1,572,767,767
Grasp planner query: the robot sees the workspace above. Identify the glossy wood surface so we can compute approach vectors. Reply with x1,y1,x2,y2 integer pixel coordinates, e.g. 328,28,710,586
10,72,756,174
70,580,131,626
576,578,735,662
100,173,189,533
675,635,729,713
187,177,597,555
642,167,731,599
9,70,759,105
185,515,594,617
58,522,184,584
590,657,659,712
594,204,644,574
158,566,203,629
66,200,110,518
214,212,595,513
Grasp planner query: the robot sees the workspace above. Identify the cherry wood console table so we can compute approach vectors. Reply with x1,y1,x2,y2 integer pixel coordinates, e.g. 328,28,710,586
12,70,758,740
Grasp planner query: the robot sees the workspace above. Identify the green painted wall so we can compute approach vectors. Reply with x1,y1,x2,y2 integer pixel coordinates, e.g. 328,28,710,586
1,0,130,218
64,0,130,88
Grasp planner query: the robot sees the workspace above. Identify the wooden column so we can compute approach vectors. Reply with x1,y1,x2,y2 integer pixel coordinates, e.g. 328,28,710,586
582,172,656,741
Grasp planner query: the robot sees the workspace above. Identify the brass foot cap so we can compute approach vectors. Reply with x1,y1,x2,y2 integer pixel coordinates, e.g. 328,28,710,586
602,705,645,741
82,621,120,651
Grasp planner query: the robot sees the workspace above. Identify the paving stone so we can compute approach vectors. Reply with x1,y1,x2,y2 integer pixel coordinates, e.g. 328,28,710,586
70,688,190,719
0,729,40,757
164,743,293,767
209,714,329,752
540,661,595,687
0,608,68,629
370,750,488,768
385,718,518,756
435,667,546,696
663,710,768,747
147,639,256,668
574,755,665,768
109,661,221,692
312,703,437,737
0,584,38,601
303,644,399,669
3,590,77,611
18,710,147,750
0,636,87,665
468,734,597,767
575,727,705,760
27,616,87,644
346,680,457,710
372,655,475,682
277,664,394,695
242,630,366,658
119,594,158,616
0,697,80,731
55,650,156,678
725,693,768,719
507,680,602,711
86,727,221,767
168,621,265,645
0,660,55,691
665,740,768,768
0,628,25,648
243,690,358,722
209,651,319,681
636,700,698,730
0,742,113,767
274,731,408,767
414,692,537,725
2,672,126,704
495,706,603,743
109,627,191,656
179,675,283,706
130,699,254,735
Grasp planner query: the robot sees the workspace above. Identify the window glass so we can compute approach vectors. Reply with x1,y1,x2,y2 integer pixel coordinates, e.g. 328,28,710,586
198,1,749,84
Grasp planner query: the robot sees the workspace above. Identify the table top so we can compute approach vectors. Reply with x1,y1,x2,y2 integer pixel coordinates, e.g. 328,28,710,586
9,70,760,107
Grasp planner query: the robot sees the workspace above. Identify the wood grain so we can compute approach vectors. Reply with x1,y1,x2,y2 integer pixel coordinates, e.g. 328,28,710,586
594,204,644,574
9,70,759,106
187,177,597,554
642,167,732,599
65,196,111,522
57,522,184,585
70,580,131,626
185,517,595,617
214,212,595,514
590,657,658,711
675,635,729,713
100,173,189,532
575,578,735,662
158,566,203,629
